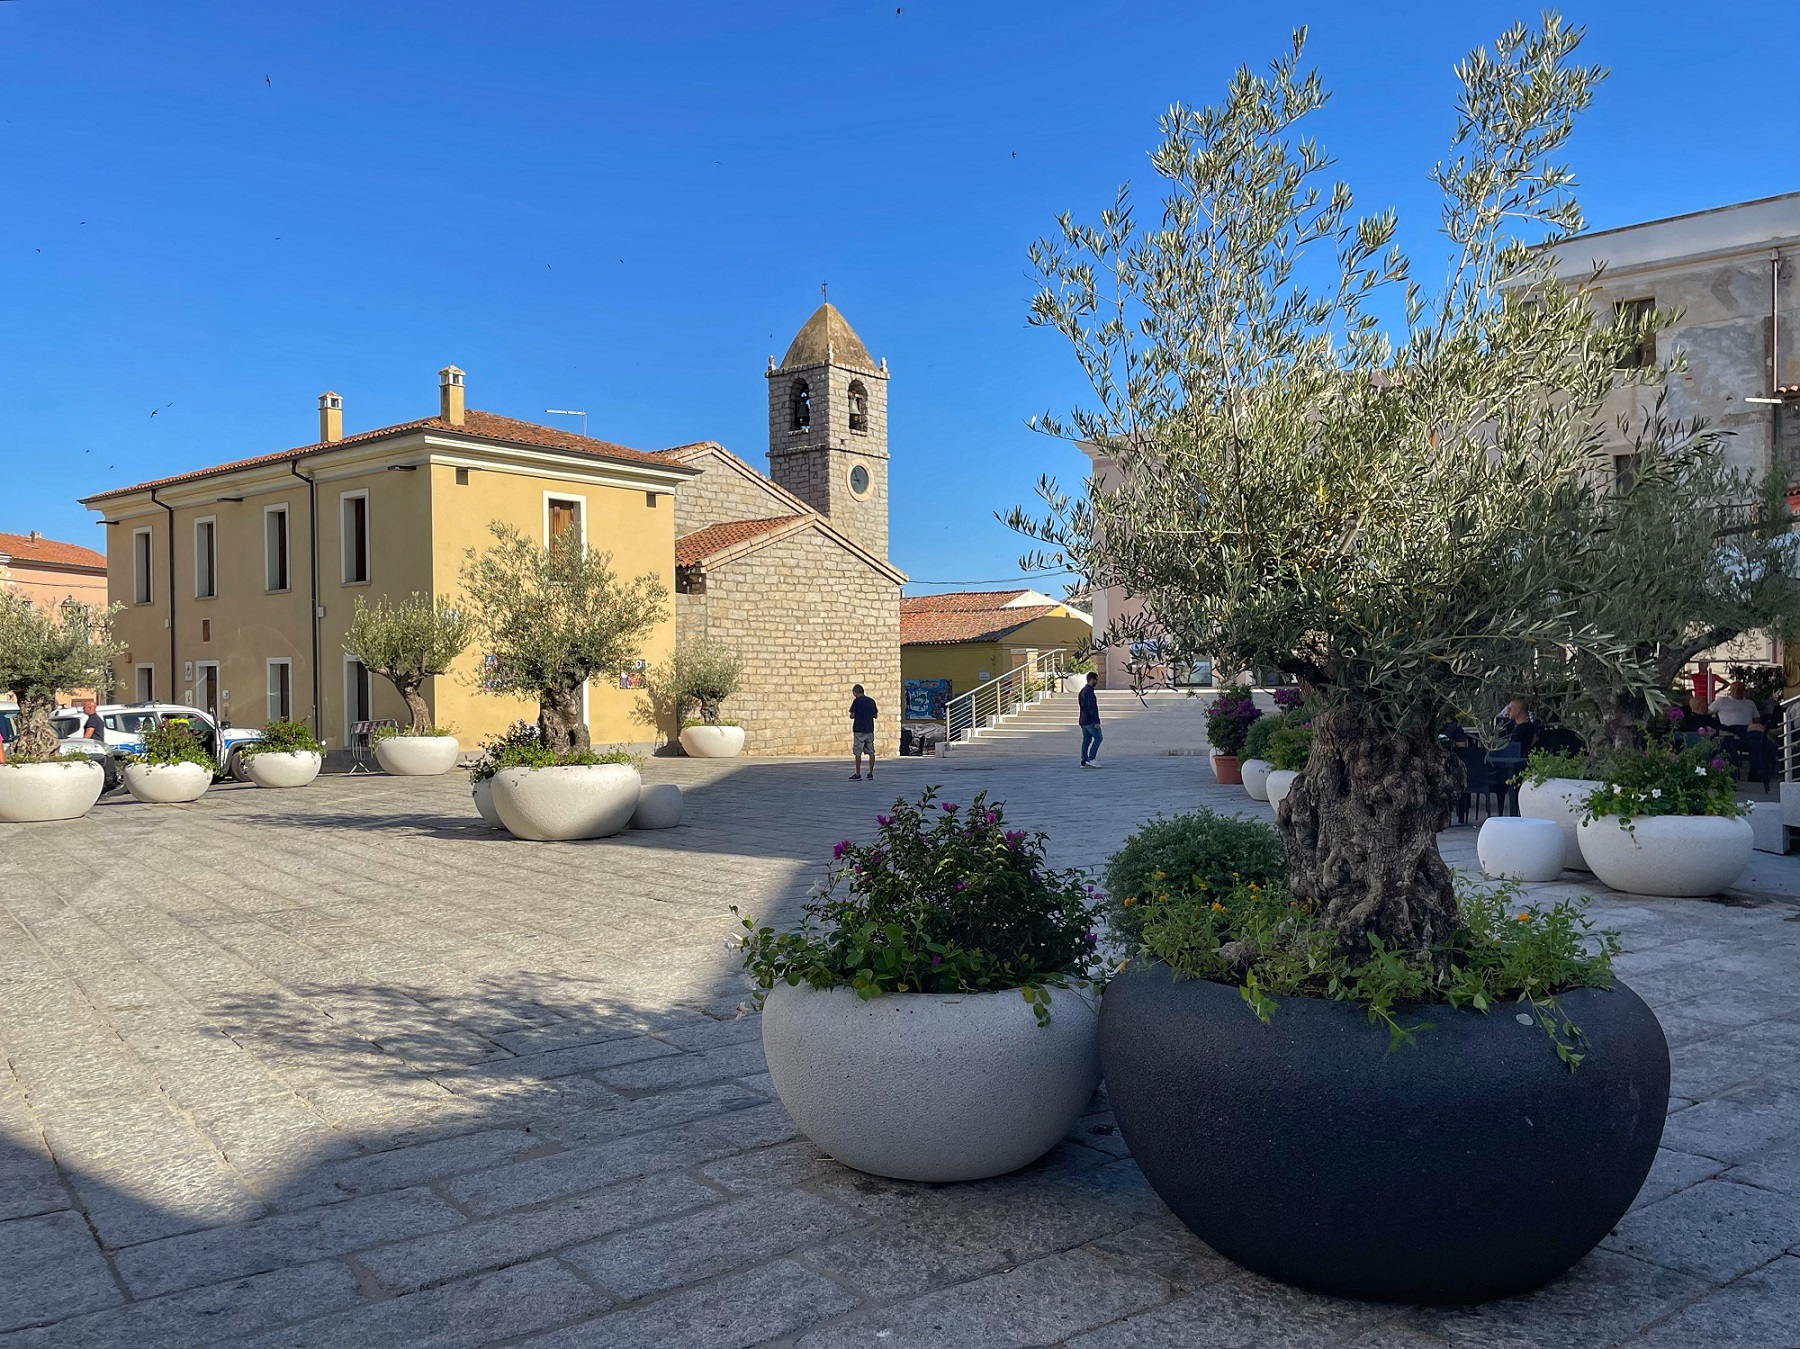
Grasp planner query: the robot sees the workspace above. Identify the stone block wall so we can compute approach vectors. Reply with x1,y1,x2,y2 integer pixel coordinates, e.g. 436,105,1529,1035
766,361,890,559
676,525,901,757
672,448,797,535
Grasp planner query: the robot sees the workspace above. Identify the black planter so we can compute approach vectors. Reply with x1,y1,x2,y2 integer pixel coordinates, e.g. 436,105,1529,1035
1101,963,1669,1304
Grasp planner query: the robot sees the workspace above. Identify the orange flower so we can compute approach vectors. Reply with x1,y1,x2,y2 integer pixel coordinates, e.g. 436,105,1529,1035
1515,912,1530,923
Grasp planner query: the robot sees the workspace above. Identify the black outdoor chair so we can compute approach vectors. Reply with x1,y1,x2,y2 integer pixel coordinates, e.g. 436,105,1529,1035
1455,745,1493,825
1535,725,1585,757
1487,750,1526,817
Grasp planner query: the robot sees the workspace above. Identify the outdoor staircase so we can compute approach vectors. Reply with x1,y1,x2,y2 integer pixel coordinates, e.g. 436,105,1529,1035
945,689,1203,758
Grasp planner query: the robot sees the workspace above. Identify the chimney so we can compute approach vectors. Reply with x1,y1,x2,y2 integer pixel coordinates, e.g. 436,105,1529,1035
438,366,466,427
317,391,343,443
28,530,42,542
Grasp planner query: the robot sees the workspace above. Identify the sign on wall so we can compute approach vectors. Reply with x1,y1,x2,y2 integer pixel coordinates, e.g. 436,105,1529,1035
904,679,952,721
618,659,647,690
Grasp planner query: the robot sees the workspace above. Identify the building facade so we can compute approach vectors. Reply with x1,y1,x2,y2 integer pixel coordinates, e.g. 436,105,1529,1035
0,530,110,703
900,590,1092,718
81,369,695,747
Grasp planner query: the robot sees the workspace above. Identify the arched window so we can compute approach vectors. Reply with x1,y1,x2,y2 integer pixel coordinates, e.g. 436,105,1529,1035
790,379,811,432
847,380,868,433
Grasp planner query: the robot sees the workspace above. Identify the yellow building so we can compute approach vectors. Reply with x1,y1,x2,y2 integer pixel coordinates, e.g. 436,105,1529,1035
900,589,1092,719
80,367,697,749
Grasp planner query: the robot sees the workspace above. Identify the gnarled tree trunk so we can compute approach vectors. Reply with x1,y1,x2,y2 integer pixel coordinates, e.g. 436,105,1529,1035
399,683,431,735
1280,700,1461,957
537,687,591,753
14,695,58,759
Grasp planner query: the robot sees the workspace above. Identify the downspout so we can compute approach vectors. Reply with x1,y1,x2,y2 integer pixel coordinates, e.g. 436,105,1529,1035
150,488,176,699
290,459,322,738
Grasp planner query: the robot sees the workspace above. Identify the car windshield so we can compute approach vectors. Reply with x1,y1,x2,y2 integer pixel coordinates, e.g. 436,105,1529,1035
115,712,159,734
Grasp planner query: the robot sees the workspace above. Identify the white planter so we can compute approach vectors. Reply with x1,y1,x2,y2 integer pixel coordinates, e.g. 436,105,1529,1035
122,761,211,805
1477,816,1566,882
1517,778,1594,872
1265,769,1298,812
1577,814,1754,898
632,782,683,830
761,981,1101,1183
0,759,105,822
490,764,641,841
679,725,745,758
245,750,322,789
1241,758,1273,801
471,777,503,828
374,735,461,776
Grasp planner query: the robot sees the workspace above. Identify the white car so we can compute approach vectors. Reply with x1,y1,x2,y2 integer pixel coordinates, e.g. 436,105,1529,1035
49,703,265,782
0,703,122,792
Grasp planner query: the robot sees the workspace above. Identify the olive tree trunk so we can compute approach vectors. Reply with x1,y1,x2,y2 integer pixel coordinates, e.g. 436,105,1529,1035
538,688,591,753
1280,701,1462,957
13,695,58,759
398,684,431,735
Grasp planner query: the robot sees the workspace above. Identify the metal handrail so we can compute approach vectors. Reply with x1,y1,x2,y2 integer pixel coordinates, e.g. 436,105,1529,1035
1782,694,1800,782
941,650,1071,755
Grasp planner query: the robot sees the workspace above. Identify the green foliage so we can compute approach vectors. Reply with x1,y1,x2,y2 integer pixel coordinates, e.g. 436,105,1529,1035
1140,877,1620,1067
0,594,124,757
1264,717,1312,772
664,639,743,725
487,738,643,772
119,723,217,773
736,787,1103,1025
243,720,323,757
1727,664,1787,709
1522,747,1595,787
1584,743,1743,827
1239,712,1280,762
681,718,741,730
1103,809,1286,948
468,721,540,783
1203,693,1261,756
342,593,472,733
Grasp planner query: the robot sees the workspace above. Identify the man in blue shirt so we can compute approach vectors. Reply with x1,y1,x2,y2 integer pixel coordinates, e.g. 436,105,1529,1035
849,684,879,781
1078,672,1102,767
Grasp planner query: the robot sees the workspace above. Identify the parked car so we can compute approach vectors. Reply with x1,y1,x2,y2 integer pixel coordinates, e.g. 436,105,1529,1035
48,703,264,782
0,703,122,792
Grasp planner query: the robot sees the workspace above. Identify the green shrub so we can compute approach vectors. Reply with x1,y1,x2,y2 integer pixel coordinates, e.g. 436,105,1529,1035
1203,693,1261,756
487,739,642,772
1521,748,1594,787
1585,743,1743,827
371,723,457,743
1240,713,1280,761
1265,718,1312,771
242,720,322,758
1102,808,1286,947
468,721,539,783
120,723,217,774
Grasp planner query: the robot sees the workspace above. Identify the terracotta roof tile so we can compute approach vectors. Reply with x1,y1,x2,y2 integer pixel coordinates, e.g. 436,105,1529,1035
675,516,805,567
0,531,106,572
900,590,1030,614
84,409,684,503
901,603,1057,646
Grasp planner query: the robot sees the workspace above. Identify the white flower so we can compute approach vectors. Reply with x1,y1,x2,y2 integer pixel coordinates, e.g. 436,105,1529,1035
1651,788,1663,799
1695,765,1708,776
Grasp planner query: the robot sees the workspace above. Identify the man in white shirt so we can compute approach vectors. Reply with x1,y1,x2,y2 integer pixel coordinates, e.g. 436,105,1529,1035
1709,680,1758,730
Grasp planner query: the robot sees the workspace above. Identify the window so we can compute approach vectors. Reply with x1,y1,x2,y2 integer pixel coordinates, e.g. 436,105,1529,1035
548,497,582,545
132,527,153,604
790,379,811,432
455,467,470,486
847,380,868,433
265,506,290,592
119,708,157,733
1613,453,1641,493
267,658,293,722
194,518,217,598
1614,298,1657,370
201,618,211,642
135,665,154,702
645,492,658,508
341,492,369,584
848,463,872,498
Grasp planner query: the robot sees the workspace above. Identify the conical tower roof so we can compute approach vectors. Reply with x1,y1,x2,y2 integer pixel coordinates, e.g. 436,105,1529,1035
778,303,876,372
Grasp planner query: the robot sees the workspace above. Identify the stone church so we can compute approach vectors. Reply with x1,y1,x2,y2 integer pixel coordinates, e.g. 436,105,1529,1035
668,304,904,756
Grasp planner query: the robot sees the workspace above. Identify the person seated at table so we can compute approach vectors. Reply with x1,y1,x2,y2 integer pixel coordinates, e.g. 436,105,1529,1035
1710,680,1758,732
1498,698,1538,755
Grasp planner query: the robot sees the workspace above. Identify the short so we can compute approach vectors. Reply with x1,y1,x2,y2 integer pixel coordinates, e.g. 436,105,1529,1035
852,732,875,755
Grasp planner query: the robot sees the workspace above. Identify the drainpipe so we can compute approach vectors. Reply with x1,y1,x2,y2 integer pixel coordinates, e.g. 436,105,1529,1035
289,460,322,738
150,488,176,700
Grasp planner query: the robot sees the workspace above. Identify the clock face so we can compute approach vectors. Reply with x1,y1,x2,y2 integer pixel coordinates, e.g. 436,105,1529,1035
849,464,871,497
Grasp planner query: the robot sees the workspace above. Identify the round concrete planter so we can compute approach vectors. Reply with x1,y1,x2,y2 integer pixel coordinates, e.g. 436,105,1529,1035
490,764,640,841
1241,759,1273,802
1265,769,1298,813
1477,816,1566,882
1517,778,1595,872
1209,751,1242,786
374,735,461,777
632,782,683,830
679,725,745,758
122,761,211,805
471,777,503,828
762,981,1101,1183
1577,814,1753,898
0,759,105,822
1101,962,1668,1303
245,750,322,789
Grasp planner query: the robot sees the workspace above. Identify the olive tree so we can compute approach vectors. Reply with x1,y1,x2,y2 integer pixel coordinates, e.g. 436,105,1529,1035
668,640,743,725
1011,18,1655,956
342,593,473,734
0,594,123,758
459,522,668,751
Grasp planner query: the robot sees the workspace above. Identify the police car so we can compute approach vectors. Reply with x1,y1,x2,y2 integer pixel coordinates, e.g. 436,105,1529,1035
49,703,265,782
0,703,122,792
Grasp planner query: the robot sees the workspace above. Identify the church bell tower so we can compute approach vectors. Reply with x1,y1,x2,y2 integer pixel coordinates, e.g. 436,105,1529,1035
766,302,889,559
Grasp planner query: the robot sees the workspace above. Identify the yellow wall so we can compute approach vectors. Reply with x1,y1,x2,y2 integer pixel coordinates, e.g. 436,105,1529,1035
901,642,1003,706
428,464,676,748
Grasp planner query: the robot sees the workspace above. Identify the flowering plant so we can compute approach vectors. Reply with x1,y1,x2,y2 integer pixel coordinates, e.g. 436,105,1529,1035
1271,685,1304,712
117,722,217,774
735,786,1102,1023
1583,744,1744,827
1204,693,1262,757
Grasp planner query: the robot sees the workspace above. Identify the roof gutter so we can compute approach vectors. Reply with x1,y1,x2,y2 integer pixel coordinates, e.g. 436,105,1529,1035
289,459,323,738
150,488,177,701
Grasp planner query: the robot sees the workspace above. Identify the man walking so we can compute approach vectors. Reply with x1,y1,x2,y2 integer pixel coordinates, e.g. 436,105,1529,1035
1078,672,1102,767
849,684,879,781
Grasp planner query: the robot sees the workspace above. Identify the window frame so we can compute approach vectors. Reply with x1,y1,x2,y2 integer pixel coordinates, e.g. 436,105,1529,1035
847,379,868,433
193,515,218,600
1613,297,1658,371
132,526,153,605
789,378,811,432
264,503,291,594
134,664,155,703
340,489,370,586
266,657,294,723
542,491,588,553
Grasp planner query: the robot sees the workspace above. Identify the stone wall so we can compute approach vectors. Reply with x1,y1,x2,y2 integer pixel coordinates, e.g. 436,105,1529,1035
672,447,797,535
677,524,901,757
766,361,890,559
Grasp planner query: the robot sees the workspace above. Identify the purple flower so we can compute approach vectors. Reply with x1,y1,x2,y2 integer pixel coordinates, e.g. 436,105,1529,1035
1665,706,1686,722
931,954,942,966
942,802,957,813
1712,756,1728,770
1084,931,1098,946
1004,829,1025,850
1698,725,1717,738
876,814,890,827
985,811,998,826
832,840,849,860
1272,686,1303,711
954,879,968,891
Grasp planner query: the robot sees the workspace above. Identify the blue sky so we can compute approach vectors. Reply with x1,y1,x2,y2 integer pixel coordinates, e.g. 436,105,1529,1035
2,1,1793,592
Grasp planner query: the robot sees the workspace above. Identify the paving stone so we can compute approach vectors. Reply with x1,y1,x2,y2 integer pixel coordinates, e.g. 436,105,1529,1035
443,1123,735,1216
693,1100,802,1150
565,1187,858,1299
596,1041,768,1093
514,1259,857,1349
1721,1131,1800,1195
700,1139,846,1195
487,1017,647,1056
1657,1083,1800,1164
649,1015,765,1052
0,1260,359,1349
1630,1147,1726,1211
797,1246,1168,1348
358,1171,722,1294
0,1154,70,1223
1604,1179,1800,1282
115,1186,465,1299
1083,1212,1237,1293
1060,1270,1386,1348
0,1211,122,1333
1625,1254,1800,1348
266,1127,540,1209
232,1258,602,1349
433,1035,681,1087
543,1083,767,1148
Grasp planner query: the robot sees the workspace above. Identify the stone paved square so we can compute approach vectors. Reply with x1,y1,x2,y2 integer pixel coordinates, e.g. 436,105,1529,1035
2,697,1797,1347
